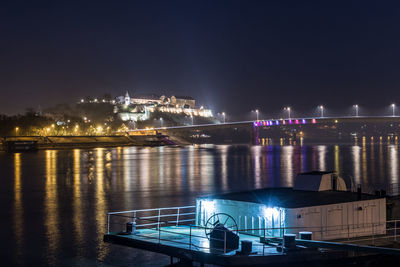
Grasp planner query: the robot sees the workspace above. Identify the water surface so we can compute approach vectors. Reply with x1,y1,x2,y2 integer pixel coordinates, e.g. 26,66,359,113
1,143,399,266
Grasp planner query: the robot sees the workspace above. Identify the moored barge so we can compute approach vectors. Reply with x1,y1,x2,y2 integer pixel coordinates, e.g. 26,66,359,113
104,172,400,266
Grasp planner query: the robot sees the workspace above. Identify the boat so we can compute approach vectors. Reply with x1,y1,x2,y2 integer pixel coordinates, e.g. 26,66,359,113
104,172,400,266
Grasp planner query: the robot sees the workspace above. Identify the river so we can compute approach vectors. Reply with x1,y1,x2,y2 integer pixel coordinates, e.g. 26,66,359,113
1,143,399,266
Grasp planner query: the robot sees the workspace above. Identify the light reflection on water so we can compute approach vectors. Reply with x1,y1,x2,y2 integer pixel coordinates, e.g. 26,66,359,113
352,146,361,185
13,153,23,265
2,143,400,266
389,145,399,185
73,149,83,258
45,150,59,265
95,148,108,261
280,146,294,186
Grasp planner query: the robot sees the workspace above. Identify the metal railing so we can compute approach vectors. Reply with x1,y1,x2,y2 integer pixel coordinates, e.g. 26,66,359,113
347,175,400,197
106,207,400,255
107,205,196,234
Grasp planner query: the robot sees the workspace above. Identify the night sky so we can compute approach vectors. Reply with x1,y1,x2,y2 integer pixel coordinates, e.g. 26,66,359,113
1,1,400,119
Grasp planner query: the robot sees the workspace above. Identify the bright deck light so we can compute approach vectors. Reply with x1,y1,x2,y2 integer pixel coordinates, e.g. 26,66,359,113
202,200,215,213
263,207,280,219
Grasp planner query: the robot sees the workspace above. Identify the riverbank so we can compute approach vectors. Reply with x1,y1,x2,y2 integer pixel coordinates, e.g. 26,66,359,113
0,135,175,151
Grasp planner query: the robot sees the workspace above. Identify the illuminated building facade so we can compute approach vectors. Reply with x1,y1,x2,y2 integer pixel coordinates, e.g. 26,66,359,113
114,91,212,122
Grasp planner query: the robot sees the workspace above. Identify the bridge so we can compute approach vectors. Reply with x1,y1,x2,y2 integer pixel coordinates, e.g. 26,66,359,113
129,116,400,145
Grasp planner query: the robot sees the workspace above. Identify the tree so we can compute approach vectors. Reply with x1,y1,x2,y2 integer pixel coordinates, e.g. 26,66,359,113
103,93,112,101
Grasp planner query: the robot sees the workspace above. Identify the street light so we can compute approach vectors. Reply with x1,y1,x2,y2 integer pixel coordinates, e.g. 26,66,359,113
15,127,19,136
353,104,359,117
284,107,291,119
319,105,324,118
392,104,396,117
222,112,226,123
254,109,259,121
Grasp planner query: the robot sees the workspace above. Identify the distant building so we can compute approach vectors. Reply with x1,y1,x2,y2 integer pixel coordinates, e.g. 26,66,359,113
115,95,125,104
124,91,131,105
112,91,212,122
118,105,150,122
171,95,195,108
133,94,163,105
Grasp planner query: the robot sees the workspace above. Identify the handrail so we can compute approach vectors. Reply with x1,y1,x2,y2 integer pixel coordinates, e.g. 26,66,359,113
108,205,195,215
138,212,195,220
107,205,196,234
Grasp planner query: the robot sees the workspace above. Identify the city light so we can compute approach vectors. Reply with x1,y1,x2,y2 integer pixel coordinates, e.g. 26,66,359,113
353,104,359,117
252,109,259,121
392,104,396,117
202,200,215,213
263,207,280,219
284,107,291,119
319,105,324,118
222,112,226,123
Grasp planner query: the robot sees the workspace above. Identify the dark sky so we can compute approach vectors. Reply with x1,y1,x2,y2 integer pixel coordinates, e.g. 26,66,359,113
1,1,400,119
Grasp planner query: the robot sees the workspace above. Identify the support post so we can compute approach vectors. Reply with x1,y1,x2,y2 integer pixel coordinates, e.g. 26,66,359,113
189,225,192,249
251,125,260,145
158,209,162,243
263,228,266,255
159,225,161,244
107,214,110,234
224,230,227,254
176,208,180,227
395,221,397,242
157,209,161,230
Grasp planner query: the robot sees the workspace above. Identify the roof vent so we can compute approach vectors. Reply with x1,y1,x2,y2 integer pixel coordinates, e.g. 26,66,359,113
293,171,347,191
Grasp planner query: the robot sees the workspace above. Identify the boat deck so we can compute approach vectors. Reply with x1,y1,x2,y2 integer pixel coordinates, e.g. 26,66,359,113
104,206,400,265
112,226,276,254
104,225,345,266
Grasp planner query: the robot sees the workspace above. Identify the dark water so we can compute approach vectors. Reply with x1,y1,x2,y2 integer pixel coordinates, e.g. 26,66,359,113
1,143,399,266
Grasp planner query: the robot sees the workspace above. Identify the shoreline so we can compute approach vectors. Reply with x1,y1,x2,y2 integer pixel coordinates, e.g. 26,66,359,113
0,135,172,151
